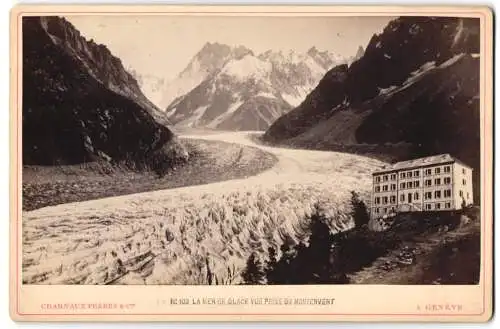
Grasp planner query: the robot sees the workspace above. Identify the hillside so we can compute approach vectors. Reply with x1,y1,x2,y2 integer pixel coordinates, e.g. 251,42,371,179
264,17,480,198
350,207,480,284
166,47,346,131
244,204,480,285
22,16,187,173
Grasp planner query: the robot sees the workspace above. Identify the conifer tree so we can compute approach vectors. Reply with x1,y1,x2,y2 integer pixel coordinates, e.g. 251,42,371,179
242,252,265,284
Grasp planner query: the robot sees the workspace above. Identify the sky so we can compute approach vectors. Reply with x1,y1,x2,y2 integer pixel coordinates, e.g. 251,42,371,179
66,15,394,81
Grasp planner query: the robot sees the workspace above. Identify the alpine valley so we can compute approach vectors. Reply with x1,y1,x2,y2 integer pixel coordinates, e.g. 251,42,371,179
163,43,360,130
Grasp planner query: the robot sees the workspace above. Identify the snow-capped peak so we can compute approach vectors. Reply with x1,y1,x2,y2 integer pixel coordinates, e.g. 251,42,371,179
163,43,349,131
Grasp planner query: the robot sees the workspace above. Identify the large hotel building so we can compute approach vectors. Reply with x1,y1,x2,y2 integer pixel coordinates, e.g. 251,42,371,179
371,154,473,219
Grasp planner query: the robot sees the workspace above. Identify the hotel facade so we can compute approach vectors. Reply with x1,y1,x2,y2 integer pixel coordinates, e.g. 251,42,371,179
371,154,474,219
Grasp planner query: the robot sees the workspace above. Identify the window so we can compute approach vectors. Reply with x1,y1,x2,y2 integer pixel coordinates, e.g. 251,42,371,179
444,177,451,184
375,186,380,192
400,173,406,179
425,192,432,200
400,194,405,202
375,197,380,204
467,192,470,199
435,167,441,174
445,202,451,209
408,171,413,178
400,182,406,189
390,174,397,180
444,166,451,173
462,168,466,174
408,182,413,188
425,179,432,186
425,169,432,175
435,190,441,198
426,204,432,210
384,208,388,213
383,175,388,181
444,189,452,198
414,192,419,200
463,179,466,185
390,196,396,204
375,208,380,214
459,190,463,197
383,197,388,204
436,203,441,210
390,184,396,191
435,178,441,185
415,181,420,188
382,185,388,191
414,170,420,177
375,176,381,183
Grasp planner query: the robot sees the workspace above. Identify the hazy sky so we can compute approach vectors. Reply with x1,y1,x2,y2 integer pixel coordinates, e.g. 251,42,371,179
66,15,394,81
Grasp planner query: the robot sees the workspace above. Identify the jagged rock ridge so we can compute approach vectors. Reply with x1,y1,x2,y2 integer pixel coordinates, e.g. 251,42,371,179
165,47,347,131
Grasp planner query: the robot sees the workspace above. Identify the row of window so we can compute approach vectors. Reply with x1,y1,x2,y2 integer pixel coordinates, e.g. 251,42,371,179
401,180,420,189
375,184,396,192
425,202,453,210
375,173,398,183
374,195,398,205
374,189,455,205
373,202,453,215
422,166,451,176
374,177,464,192
424,177,453,186
374,165,456,183
424,189,452,200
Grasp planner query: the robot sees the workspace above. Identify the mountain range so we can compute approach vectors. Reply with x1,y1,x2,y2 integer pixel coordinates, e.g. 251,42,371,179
163,43,357,130
22,16,187,173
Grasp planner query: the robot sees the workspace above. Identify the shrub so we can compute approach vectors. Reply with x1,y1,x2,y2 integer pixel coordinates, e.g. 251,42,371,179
241,252,265,284
350,191,370,228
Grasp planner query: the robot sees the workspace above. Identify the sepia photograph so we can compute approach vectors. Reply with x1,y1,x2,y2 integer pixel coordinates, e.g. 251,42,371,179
10,4,493,322
20,12,484,286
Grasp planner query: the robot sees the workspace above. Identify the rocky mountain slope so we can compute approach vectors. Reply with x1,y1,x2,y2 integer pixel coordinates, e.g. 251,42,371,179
165,46,347,131
264,17,480,198
22,16,187,173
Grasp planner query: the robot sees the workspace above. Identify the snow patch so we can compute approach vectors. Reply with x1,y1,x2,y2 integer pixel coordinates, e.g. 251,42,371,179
177,105,209,128
402,61,437,86
161,73,206,108
256,92,276,99
282,91,306,107
378,86,398,95
207,100,244,128
220,55,272,81
166,107,177,117
438,54,465,68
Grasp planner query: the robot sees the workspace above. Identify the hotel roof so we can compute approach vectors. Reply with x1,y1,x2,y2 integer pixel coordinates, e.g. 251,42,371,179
373,154,471,174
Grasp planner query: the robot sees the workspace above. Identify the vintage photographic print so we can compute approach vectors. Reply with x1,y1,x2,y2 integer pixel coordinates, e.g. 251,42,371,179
10,4,493,322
